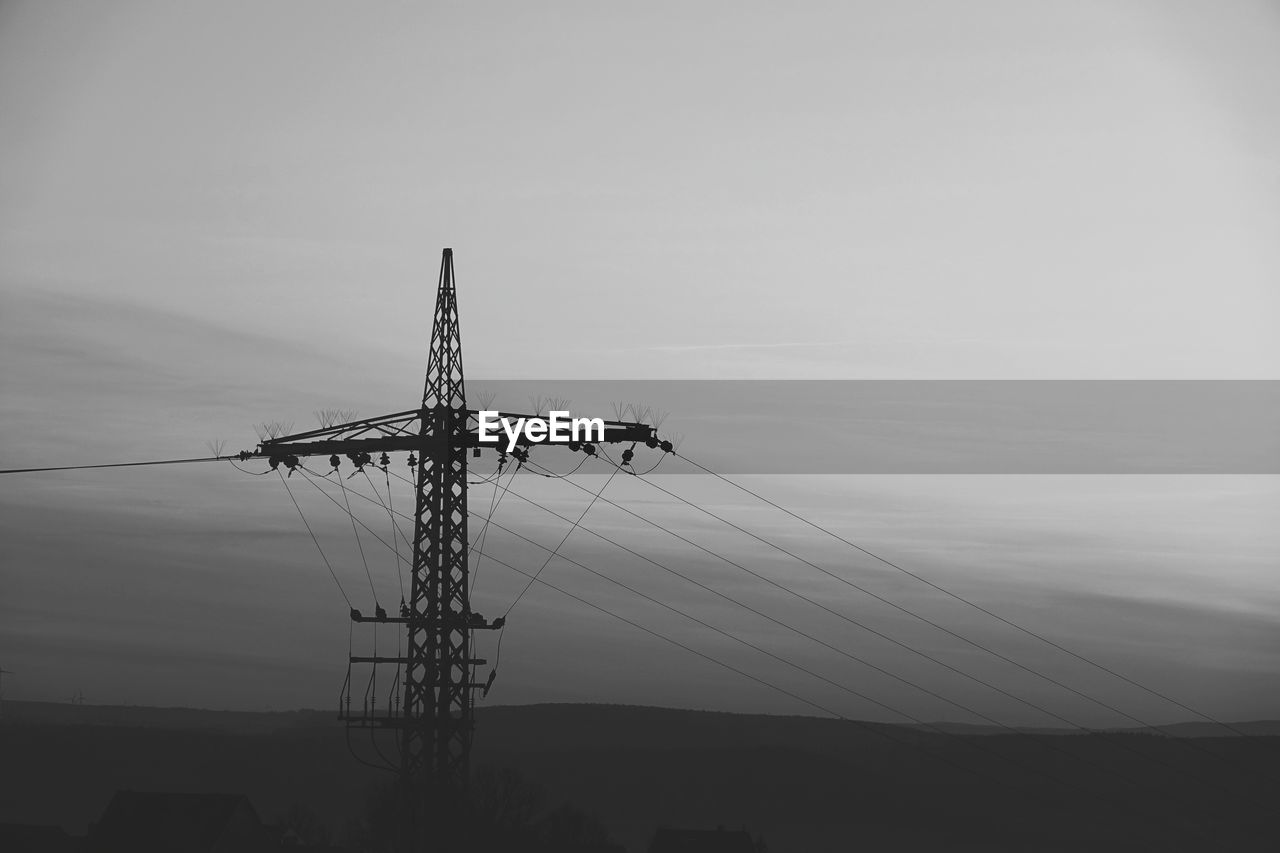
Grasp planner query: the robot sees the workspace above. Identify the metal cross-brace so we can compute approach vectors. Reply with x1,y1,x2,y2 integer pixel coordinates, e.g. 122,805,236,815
240,249,656,849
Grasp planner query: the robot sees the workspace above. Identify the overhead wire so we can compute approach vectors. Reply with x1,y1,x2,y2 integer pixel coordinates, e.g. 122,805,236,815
0,455,227,474
309,468,1241,829
470,459,519,597
647,451,1280,793
546,452,1278,799
607,455,1211,736
384,459,1222,773
359,466,406,720
302,454,1269,813
469,509,1258,835
467,463,507,486
275,468,352,609
524,454,590,479
489,460,620,677
672,449,1261,742
471,485,1237,830
334,467,379,606
471,488,1177,782
297,466,405,772
529,460,1109,726
9,435,1260,748
629,454,667,476
32,436,1255,828
473,477,1269,813
502,460,617,618
295,472,1104,815
361,467,405,603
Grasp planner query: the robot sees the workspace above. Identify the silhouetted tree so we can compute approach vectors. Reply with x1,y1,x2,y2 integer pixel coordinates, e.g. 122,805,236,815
281,802,332,846
354,767,621,853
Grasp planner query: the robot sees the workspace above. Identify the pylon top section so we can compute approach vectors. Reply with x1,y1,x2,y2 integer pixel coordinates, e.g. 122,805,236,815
423,248,465,411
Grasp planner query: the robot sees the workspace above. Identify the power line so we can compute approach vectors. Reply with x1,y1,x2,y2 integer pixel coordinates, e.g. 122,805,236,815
538,457,1277,798
490,461,620,677
292,458,1271,814
268,455,1271,808
321,470,1243,826
276,469,352,609
612,459,1197,733
470,460,520,597
529,460,1104,723
0,455,226,474
612,453,1280,795
335,468,379,606
302,465,535,580
502,460,617,619
472,516,1133,805
490,469,1265,809
673,450,1259,742
298,473,1110,817
361,467,405,603
471,504,1195,795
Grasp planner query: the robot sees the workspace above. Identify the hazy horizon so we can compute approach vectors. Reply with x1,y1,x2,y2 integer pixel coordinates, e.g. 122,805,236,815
3,1,1279,733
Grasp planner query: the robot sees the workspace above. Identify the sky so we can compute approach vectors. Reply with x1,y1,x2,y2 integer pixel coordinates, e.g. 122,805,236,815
1,1,1278,726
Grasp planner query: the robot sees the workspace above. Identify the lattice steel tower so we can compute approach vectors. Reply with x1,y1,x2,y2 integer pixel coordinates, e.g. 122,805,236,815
405,247,473,796
243,249,654,850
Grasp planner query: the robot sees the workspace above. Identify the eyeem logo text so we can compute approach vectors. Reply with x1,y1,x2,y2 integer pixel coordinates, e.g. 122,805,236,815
476,410,605,452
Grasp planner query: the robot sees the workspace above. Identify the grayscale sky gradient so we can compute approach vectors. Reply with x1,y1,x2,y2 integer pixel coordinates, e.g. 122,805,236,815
1,1,1278,725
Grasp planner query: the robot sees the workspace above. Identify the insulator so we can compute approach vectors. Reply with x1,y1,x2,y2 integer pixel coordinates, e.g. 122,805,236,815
645,436,659,449
285,454,300,469
659,440,673,453
379,453,390,468
407,453,417,467
567,441,580,453
329,454,340,469
268,456,282,470
582,443,596,456
621,448,634,464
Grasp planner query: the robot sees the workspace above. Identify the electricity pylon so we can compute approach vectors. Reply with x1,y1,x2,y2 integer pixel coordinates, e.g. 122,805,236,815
240,249,654,850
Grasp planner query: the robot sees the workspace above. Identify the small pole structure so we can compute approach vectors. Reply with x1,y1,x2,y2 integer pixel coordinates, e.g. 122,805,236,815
0,668,11,720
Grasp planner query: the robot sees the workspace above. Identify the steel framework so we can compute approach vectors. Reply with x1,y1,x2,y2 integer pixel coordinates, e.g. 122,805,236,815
242,249,654,849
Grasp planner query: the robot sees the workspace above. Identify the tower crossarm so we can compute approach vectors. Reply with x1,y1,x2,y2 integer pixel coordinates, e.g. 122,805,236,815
240,411,656,462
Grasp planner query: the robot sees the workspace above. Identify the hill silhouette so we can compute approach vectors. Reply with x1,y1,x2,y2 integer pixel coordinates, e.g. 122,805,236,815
2,701,1276,851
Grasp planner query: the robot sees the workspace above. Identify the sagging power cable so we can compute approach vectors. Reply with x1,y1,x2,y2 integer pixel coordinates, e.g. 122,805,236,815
1,455,226,474
276,469,352,609
318,471,1229,821
672,449,1261,742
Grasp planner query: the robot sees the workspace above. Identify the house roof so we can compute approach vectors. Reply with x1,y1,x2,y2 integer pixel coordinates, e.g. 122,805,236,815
649,826,756,853
0,823,76,853
93,791,262,851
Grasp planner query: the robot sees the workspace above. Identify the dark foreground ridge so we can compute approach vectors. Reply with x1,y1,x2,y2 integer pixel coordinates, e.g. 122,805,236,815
2,701,1277,852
